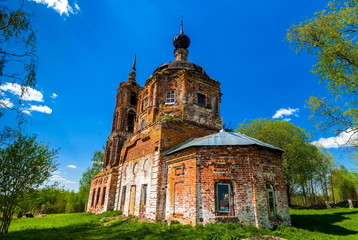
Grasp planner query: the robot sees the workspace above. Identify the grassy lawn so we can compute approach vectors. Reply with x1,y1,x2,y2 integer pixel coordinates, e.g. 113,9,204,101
1,208,357,239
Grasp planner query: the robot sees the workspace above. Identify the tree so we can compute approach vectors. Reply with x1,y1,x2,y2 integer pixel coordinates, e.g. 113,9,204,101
78,150,104,211
287,0,358,147
0,134,58,234
331,165,358,202
0,0,38,142
237,119,330,206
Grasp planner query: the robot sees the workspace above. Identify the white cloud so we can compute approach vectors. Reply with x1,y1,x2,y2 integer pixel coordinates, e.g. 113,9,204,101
50,174,76,184
52,171,61,174
0,98,14,108
22,110,31,115
31,0,80,16
0,83,44,102
67,164,77,168
282,118,292,122
29,105,53,114
272,107,299,119
51,93,58,99
74,2,80,11
312,129,357,148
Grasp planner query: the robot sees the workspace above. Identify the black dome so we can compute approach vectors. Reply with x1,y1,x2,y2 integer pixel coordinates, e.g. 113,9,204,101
173,33,190,49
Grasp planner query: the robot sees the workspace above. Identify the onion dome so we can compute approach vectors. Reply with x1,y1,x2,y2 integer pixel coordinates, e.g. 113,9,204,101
173,33,190,49
173,18,190,49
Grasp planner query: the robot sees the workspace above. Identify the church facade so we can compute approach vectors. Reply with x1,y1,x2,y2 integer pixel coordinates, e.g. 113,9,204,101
87,26,291,228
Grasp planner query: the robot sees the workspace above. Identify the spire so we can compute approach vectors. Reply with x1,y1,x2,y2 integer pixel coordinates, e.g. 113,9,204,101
128,55,136,81
180,16,184,34
131,54,136,73
173,17,190,61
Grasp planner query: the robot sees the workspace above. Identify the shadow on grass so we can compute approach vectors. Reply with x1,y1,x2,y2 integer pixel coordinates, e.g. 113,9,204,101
291,210,358,236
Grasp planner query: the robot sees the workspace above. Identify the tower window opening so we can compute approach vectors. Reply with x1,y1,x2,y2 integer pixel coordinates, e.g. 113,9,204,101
166,90,176,104
127,111,136,132
130,93,137,105
197,93,206,107
266,184,276,216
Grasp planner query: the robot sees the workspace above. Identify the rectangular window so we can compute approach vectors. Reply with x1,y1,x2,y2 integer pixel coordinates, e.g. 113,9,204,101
197,93,206,107
216,183,231,212
166,90,176,104
266,184,276,216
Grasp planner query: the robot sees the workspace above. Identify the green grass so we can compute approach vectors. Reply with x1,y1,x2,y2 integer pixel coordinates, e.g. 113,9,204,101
1,208,357,240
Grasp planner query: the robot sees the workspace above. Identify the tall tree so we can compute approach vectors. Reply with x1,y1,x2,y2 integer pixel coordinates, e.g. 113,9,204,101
0,0,38,143
0,134,58,234
237,119,327,205
287,0,358,147
78,150,104,211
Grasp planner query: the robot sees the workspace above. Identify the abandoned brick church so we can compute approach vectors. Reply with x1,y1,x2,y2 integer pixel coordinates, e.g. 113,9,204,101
87,24,291,228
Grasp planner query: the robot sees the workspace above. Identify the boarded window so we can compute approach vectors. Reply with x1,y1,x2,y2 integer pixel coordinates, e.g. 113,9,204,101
129,185,136,215
197,93,206,107
216,183,231,212
166,90,175,104
174,182,184,216
266,184,276,216
140,184,147,216
120,186,126,211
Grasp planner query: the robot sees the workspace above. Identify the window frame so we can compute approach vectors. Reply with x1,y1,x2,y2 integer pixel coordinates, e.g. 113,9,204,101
197,93,206,107
216,183,232,213
266,183,276,217
165,90,176,104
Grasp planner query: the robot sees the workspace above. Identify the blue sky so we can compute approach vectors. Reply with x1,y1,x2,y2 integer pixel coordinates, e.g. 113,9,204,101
1,0,357,191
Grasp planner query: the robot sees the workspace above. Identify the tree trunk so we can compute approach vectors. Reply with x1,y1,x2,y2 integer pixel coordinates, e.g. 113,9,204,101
310,179,317,205
0,209,14,234
302,184,308,207
286,184,292,206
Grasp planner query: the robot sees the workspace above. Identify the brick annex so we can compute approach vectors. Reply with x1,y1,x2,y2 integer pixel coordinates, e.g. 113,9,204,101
87,25,291,228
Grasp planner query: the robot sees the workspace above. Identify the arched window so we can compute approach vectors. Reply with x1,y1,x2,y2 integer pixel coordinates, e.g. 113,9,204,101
127,111,136,132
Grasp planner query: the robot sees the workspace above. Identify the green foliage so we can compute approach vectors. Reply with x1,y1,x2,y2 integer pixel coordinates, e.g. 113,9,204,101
236,119,333,206
0,134,58,234
331,165,358,201
0,1,38,103
287,0,358,147
156,115,183,122
78,149,104,211
2,209,358,239
16,184,93,215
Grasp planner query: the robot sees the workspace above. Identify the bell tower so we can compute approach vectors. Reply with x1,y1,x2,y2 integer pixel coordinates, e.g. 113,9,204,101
103,56,140,169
